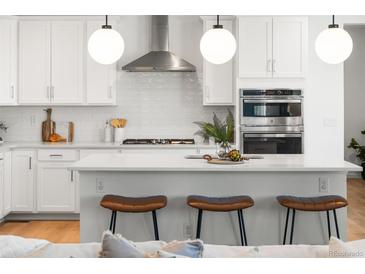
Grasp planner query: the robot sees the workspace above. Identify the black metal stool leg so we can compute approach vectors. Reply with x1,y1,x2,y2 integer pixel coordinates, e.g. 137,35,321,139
283,208,290,245
196,209,203,239
239,210,248,246
237,210,244,246
326,210,331,240
289,209,296,244
109,211,115,231
333,209,340,239
152,210,160,240
112,211,117,234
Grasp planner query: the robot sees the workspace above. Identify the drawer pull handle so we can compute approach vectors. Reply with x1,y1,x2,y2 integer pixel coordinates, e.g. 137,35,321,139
50,154,63,157
70,170,74,182
29,157,32,170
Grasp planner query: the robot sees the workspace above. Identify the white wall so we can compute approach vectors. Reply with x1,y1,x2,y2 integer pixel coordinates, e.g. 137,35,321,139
0,16,231,142
344,26,365,164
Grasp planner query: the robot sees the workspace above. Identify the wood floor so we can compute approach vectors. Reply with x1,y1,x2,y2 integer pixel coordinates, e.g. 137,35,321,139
0,179,364,243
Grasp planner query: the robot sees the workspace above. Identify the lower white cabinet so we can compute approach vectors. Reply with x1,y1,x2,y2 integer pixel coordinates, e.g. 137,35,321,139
11,151,35,212
37,162,76,212
3,151,12,216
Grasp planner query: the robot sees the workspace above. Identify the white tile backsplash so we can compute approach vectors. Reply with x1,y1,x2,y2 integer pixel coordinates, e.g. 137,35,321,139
0,71,232,143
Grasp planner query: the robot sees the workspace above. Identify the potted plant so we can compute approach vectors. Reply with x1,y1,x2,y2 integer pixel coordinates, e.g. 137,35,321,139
348,129,365,179
0,121,8,143
194,109,234,157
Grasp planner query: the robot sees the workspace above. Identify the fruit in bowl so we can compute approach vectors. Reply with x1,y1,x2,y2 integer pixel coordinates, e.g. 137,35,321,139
228,149,242,162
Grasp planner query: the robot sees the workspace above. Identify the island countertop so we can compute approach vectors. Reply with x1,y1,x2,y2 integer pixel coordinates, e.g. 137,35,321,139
69,153,361,172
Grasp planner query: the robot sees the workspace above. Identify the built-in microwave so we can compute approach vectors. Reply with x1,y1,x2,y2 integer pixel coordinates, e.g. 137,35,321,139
240,89,303,127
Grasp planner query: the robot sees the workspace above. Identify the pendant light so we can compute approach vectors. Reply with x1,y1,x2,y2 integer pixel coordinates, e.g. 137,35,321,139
200,15,237,65
88,15,125,65
315,15,353,64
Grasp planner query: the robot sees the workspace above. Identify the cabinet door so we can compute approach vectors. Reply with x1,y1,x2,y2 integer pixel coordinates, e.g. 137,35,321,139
37,163,76,212
18,21,51,104
11,151,35,212
51,21,84,104
272,17,308,78
86,21,117,105
203,19,234,105
0,20,17,105
3,151,12,216
0,160,3,219
239,17,273,78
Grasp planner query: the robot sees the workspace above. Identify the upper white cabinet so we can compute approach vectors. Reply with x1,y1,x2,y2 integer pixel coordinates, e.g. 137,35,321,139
11,151,35,212
202,17,234,106
18,21,51,104
239,16,308,78
19,20,84,105
86,21,117,105
51,21,84,104
0,19,17,105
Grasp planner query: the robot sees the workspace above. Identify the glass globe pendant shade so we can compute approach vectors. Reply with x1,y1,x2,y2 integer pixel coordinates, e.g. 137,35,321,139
200,26,237,65
88,19,125,65
315,19,353,64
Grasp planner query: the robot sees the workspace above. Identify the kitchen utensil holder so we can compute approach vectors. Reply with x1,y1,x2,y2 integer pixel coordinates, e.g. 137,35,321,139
114,128,125,143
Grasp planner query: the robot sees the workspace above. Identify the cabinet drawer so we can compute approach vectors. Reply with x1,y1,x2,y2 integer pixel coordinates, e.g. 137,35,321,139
38,150,78,161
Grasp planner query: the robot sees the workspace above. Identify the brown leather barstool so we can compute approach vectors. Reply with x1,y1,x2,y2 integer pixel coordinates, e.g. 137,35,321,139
100,194,167,240
277,195,348,245
187,195,254,246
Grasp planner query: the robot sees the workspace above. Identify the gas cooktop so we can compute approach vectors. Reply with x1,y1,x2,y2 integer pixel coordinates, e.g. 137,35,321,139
122,138,195,145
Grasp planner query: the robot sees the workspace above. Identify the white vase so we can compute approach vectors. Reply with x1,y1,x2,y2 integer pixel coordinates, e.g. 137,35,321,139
114,128,125,143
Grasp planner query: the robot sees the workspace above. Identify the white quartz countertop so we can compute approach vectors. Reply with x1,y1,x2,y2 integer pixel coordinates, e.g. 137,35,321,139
0,141,216,151
69,153,361,172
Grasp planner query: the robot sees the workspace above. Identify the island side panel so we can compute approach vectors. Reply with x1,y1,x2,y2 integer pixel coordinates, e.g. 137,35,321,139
79,171,347,245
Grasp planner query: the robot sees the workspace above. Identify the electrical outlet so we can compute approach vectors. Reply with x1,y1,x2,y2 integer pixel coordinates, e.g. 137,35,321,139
183,224,192,239
319,177,329,193
96,179,105,193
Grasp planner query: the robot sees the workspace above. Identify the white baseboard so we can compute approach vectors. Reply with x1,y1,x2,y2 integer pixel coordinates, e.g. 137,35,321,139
4,213,80,221
347,171,362,179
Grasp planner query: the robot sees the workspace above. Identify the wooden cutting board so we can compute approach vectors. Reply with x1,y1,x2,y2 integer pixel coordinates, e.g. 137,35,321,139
207,159,245,165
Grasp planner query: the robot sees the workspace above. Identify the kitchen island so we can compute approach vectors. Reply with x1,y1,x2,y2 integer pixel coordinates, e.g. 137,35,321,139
70,153,361,245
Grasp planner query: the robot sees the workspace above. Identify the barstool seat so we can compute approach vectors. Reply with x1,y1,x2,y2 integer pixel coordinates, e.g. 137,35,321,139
187,195,254,246
100,195,167,212
277,195,348,211
100,194,167,240
187,195,254,211
276,195,348,245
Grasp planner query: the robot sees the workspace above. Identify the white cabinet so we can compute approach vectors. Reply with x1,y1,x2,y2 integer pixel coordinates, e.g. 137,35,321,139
272,17,307,78
51,21,84,104
18,20,84,105
3,151,12,216
238,17,272,78
11,151,35,212
37,162,76,212
0,19,17,105
202,17,234,106
0,156,4,219
86,21,117,105
238,16,307,78
18,21,51,104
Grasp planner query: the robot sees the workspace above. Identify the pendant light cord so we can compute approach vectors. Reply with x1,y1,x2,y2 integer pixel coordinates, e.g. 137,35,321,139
329,14,339,28
102,15,112,29
213,15,223,29
332,15,335,25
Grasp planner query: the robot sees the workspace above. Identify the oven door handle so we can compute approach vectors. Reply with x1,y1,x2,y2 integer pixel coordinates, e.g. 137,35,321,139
243,133,302,138
243,99,302,104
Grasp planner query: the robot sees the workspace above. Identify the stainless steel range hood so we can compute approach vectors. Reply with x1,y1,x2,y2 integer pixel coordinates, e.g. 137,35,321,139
122,16,196,72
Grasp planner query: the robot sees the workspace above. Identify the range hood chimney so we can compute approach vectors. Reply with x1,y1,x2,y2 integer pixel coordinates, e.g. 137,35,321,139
122,16,196,72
